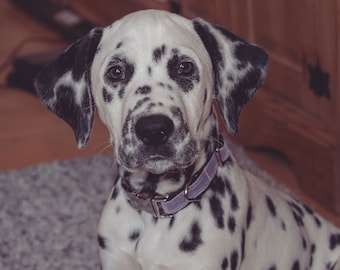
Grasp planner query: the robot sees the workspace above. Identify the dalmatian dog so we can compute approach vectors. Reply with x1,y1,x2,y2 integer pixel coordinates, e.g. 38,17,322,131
34,9,340,270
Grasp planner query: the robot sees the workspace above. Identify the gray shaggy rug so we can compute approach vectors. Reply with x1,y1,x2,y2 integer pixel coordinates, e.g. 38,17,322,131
0,143,278,270
0,154,116,270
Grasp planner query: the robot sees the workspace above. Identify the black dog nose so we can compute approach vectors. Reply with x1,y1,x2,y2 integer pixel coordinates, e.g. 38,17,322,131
135,114,174,146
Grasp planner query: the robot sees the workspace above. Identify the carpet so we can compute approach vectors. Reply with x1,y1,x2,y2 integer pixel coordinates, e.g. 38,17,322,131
0,154,116,270
0,143,279,270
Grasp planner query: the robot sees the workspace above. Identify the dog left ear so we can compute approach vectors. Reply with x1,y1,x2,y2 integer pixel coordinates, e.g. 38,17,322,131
34,27,103,148
193,19,269,134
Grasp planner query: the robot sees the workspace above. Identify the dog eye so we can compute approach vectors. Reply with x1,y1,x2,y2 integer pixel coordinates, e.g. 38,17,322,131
178,61,194,76
108,65,125,81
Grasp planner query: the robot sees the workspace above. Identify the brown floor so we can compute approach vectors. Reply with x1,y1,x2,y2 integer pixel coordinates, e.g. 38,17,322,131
0,0,339,226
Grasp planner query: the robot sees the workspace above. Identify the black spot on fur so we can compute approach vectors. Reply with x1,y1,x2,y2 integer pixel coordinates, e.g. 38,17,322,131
129,230,141,241
221,257,229,270
210,176,225,196
309,244,316,267
153,45,166,63
102,87,113,103
203,88,208,105
303,204,314,215
111,187,119,200
194,201,202,209
168,216,175,229
137,97,151,110
113,174,120,185
230,250,239,270
265,196,276,217
292,210,304,227
97,235,107,249
326,262,336,270
302,237,307,250
224,179,238,211
179,221,203,252
228,216,236,233
141,173,160,196
302,203,322,228
224,178,232,193
116,42,123,49
268,266,276,270
148,66,152,76
152,217,158,224
164,171,181,183
241,229,245,261
209,195,224,229
118,87,126,99
146,102,156,111
281,220,287,231
135,85,152,95
231,193,239,211
330,233,340,250
314,216,322,228
246,203,253,229
170,106,183,120
288,201,305,217
292,260,300,270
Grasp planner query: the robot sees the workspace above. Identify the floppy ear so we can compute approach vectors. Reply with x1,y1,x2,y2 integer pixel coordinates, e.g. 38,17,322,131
34,27,103,148
193,19,269,134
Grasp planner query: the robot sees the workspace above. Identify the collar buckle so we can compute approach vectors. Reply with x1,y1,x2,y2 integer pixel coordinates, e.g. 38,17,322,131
150,194,171,218
122,179,171,218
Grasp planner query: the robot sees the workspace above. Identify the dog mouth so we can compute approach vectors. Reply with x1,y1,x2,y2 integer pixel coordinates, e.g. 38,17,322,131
118,149,197,175
142,156,177,174
130,155,195,175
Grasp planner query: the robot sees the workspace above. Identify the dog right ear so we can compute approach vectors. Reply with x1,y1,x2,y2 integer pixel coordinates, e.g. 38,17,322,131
193,19,268,135
34,27,103,148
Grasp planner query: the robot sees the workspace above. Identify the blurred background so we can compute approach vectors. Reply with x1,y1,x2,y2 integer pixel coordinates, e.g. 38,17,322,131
0,0,339,224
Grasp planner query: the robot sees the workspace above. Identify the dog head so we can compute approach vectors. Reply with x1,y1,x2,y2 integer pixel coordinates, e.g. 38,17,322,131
35,10,268,175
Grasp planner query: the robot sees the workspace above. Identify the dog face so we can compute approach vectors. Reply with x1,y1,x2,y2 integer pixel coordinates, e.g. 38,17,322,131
91,11,215,174
34,10,268,175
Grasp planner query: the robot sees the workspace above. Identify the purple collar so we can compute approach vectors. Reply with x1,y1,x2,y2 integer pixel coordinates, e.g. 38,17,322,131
121,141,229,218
